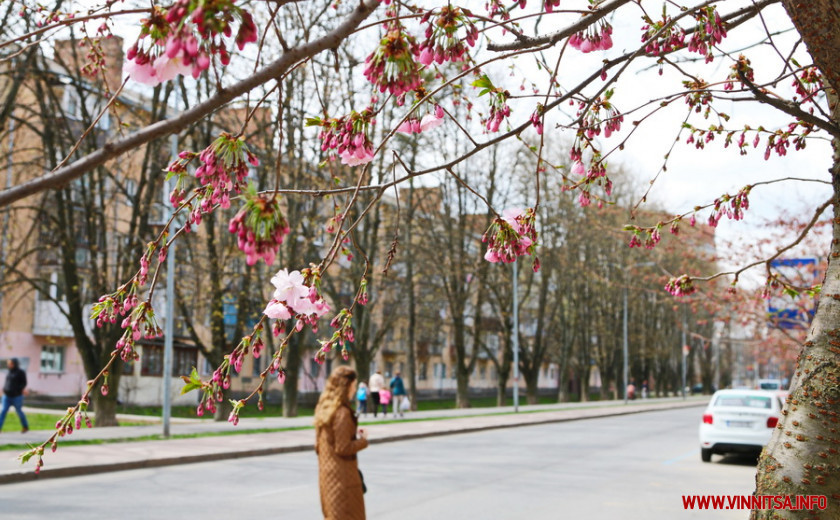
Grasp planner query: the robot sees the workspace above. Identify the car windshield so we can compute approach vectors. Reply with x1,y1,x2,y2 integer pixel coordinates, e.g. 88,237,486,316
715,395,772,409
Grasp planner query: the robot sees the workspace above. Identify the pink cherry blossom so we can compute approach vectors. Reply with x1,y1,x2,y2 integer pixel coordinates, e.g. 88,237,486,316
271,269,308,303
264,300,292,320
124,59,159,86
419,112,444,131
153,55,192,84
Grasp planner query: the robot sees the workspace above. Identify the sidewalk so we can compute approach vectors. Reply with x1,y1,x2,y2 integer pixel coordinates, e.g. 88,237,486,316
0,396,707,484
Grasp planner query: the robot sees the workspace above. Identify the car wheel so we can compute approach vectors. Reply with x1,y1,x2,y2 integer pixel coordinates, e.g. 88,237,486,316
701,448,712,463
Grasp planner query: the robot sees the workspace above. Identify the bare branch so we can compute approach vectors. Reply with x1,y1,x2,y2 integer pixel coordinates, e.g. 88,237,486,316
0,0,381,208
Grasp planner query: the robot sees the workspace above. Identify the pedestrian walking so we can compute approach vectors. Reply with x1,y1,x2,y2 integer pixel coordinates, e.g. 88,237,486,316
389,371,407,417
314,366,369,520
379,389,391,417
1,358,29,433
356,382,368,416
368,370,385,418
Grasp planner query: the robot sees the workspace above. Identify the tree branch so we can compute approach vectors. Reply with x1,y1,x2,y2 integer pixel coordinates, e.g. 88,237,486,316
0,0,381,208
487,0,634,53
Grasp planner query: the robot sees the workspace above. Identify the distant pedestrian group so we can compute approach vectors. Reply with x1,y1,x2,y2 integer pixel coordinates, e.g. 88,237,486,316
358,369,409,418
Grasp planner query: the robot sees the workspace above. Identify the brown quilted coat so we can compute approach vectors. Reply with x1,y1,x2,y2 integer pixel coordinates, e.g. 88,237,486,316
316,405,369,519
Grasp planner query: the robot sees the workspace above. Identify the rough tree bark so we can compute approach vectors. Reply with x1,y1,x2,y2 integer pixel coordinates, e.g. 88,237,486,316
753,2,840,517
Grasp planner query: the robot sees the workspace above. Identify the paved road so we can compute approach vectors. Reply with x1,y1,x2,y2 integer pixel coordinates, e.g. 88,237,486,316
1,407,756,519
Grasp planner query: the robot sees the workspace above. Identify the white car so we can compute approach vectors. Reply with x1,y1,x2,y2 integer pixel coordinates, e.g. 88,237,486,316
698,389,783,462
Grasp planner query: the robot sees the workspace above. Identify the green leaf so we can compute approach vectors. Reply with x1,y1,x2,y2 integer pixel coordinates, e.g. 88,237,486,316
782,287,799,299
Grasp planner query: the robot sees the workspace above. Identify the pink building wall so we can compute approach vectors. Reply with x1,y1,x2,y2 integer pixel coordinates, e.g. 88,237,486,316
0,331,87,397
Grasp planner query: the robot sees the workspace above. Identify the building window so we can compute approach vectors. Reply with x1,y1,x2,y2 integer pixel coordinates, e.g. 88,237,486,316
310,358,320,379
40,345,65,373
141,346,163,376
37,271,66,302
434,363,446,380
419,362,427,381
140,346,196,377
480,365,486,380
173,347,197,377
200,357,213,376
122,359,136,376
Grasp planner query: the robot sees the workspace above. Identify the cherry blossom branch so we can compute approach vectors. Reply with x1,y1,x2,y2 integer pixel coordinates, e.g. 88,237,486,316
486,0,635,52
695,196,832,285
51,78,128,173
0,8,151,53
736,70,840,138
0,0,382,208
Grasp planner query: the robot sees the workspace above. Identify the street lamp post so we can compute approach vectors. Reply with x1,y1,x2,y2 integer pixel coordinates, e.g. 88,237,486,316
622,286,629,405
162,91,180,438
512,258,519,413
617,261,656,405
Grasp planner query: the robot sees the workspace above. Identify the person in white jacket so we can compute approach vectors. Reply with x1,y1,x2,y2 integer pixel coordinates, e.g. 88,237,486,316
368,370,385,418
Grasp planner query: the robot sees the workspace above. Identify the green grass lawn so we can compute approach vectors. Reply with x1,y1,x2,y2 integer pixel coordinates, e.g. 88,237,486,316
29,393,595,424
1,412,149,432
1,412,59,433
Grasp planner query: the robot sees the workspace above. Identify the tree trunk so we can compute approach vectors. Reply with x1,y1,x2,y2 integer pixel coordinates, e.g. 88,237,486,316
94,368,121,427
753,91,840,517
525,372,539,405
282,335,301,418
354,345,372,390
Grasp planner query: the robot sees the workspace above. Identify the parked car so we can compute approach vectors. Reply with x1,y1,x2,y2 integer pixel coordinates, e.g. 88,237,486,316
757,379,784,391
698,389,783,462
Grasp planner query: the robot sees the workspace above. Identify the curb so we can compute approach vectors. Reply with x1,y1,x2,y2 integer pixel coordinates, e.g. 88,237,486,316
1,399,704,485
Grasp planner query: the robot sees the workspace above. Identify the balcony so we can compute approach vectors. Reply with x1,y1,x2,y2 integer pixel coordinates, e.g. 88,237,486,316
32,300,75,337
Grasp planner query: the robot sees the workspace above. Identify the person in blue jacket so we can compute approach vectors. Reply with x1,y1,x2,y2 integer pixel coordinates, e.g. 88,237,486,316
389,372,407,418
356,381,368,416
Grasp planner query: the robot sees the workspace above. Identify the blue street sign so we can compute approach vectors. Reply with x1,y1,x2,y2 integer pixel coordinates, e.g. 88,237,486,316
768,258,818,329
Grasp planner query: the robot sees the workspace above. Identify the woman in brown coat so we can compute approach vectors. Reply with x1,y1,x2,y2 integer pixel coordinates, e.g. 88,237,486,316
314,366,369,519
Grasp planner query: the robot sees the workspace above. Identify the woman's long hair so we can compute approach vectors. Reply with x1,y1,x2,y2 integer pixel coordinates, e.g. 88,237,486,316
314,366,357,430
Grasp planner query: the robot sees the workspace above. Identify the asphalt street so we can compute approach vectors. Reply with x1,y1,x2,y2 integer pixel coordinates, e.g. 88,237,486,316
1,406,756,519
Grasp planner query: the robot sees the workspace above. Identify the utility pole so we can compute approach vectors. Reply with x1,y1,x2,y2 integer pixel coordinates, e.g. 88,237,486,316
622,286,629,404
162,87,179,437
512,259,519,412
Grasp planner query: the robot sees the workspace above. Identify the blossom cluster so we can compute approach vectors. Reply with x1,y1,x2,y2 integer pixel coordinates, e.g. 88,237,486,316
473,75,511,132
315,308,356,364
723,55,754,92
228,190,291,266
682,79,713,117
571,157,611,208
114,302,164,363
665,275,697,297
707,186,751,227
793,67,824,104
166,133,257,229
687,6,726,63
641,13,687,56
543,0,561,14
626,224,662,250
396,105,445,134
416,6,478,66
91,282,139,328
577,92,623,139
124,0,257,86
482,208,540,271
364,24,423,101
530,104,545,135
263,268,331,326
308,109,376,167
569,21,613,53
